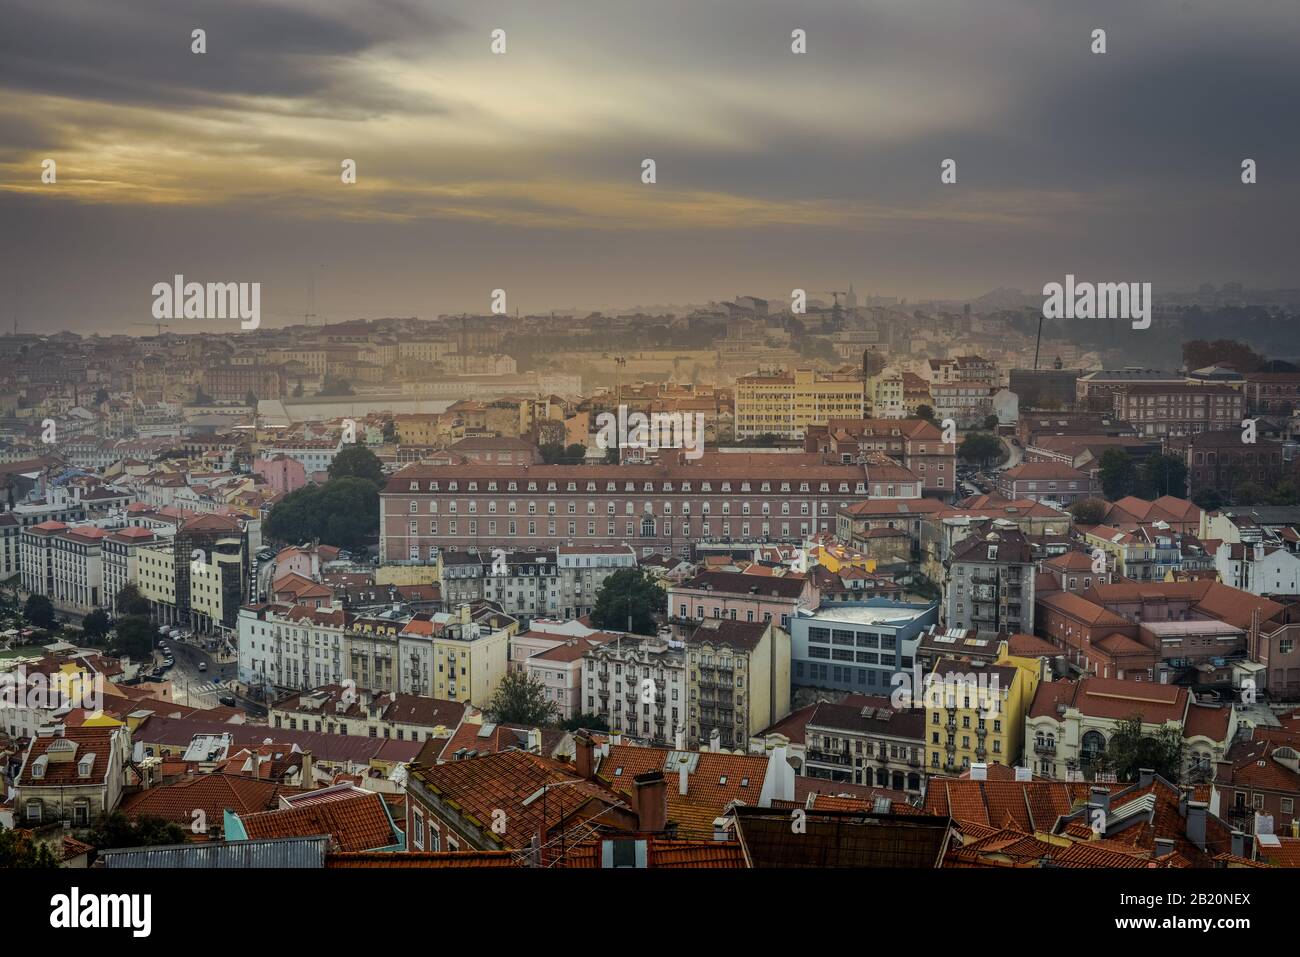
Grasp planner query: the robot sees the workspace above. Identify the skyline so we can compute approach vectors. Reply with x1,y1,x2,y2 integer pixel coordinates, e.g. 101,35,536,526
1,0,1298,333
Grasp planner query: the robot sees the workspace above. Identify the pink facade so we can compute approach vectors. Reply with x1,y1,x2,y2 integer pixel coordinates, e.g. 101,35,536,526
254,454,307,495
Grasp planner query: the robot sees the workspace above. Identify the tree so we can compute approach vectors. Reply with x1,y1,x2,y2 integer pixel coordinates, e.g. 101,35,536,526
244,390,258,407
540,442,566,465
93,388,110,406
382,418,397,443
1268,479,1300,507
0,829,59,868
915,404,936,424
1136,453,1188,499
564,443,589,465
1192,488,1223,511
486,671,558,726
319,376,354,396
23,594,55,629
590,568,661,636
1103,714,1185,783
1068,497,1107,526
265,477,380,552
1233,481,1266,506
87,812,187,851
1182,339,1266,374
560,712,610,732
982,414,1000,431
1098,448,1138,501
115,583,151,617
111,616,156,660
82,608,112,640
328,445,384,485
958,432,1002,469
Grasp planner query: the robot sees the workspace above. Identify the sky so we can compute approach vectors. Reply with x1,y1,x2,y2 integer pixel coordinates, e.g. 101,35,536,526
1,0,1298,334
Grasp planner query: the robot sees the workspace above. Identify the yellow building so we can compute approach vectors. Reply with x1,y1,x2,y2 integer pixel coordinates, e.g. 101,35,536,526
378,556,442,587
923,654,1041,774
137,544,177,618
734,368,866,440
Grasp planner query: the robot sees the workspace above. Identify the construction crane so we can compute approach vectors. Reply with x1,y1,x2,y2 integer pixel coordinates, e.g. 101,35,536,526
820,290,849,308
602,353,628,403
133,321,175,336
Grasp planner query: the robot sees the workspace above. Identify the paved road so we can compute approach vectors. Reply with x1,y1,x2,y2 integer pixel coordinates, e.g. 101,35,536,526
164,637,238,708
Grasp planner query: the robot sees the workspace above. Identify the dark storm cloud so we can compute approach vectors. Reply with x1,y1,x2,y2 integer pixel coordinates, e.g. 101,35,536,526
0,0,460,115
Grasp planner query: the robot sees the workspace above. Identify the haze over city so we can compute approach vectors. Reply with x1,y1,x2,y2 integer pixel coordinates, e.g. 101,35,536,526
2,0,1298,332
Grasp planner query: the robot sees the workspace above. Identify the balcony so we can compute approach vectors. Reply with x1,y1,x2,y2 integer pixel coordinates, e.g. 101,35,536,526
1033,741,1056,755
807,749,852,766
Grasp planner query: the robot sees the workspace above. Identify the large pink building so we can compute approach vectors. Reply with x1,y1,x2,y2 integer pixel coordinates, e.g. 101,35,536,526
379,454,870,561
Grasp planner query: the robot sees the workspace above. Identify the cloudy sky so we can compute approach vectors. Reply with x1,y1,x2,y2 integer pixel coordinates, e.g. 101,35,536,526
1,0,1297,333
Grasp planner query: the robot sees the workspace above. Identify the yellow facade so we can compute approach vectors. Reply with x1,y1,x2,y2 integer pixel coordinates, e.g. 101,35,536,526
378,556,442,587
734,369,866,439
430,626,510,707
923,655,1041,774
137,544,177,607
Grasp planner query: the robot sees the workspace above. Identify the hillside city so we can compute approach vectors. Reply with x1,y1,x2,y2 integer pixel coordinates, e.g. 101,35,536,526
2,288,1300,873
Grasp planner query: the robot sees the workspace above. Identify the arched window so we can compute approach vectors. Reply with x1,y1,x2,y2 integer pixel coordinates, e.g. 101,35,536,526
1081,730,1106,765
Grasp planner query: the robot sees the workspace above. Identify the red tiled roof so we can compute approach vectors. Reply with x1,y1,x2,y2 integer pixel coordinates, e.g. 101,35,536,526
238,791,398,852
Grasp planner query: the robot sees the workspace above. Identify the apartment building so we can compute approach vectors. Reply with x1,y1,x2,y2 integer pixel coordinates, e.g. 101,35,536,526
268,683,466,742
19,522,106,615
667,569,818,638
1113,383,1244,438
1026,676,1235,782
438,544,636,618
581,633,688,744
944,523,1036,637
801,698,926,795
1169,429,1286,501
929,382,994,426
102,526,168,613
995,462,1096,505
685,617,790,750
924,657,1040,774
381,455,865,559
805,418,956,498
237,603,350,694
1075,368,1185,408
734,368,866,439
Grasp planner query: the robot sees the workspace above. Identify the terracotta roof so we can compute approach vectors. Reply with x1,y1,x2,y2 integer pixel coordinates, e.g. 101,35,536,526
414,750,625,848
120,773,293,829
238,791,399,852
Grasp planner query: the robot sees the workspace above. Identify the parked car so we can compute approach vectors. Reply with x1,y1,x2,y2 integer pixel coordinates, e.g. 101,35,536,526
218,694,237,707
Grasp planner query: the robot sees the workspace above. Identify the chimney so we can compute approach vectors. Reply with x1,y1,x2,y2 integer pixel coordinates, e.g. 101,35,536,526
1089,786,1111,813
575,733,594,780
249,750,260,778
674,725,684,751
632,771,668,833
678,755,690,796
527,727,542,753
1231,830,1247,859
1178,788,1190,818
708,728,721,753
300,750,314,790
1186,801,1208,849
1138,767,1155,789
1153,837,1176,858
